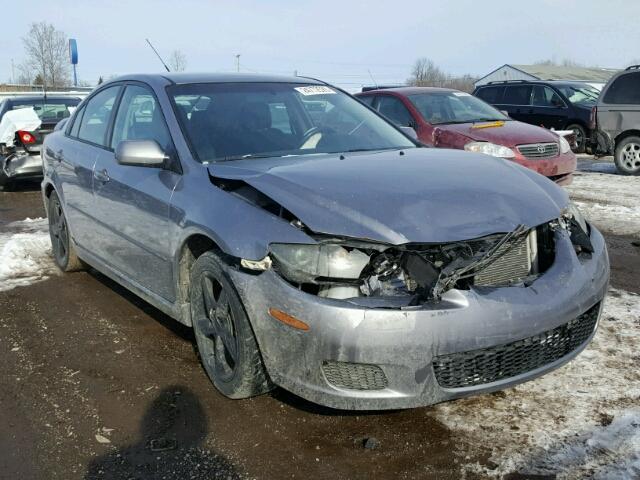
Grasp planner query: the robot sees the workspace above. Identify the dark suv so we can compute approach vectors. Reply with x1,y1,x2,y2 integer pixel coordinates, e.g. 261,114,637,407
591,66,640,175
473,80,600,153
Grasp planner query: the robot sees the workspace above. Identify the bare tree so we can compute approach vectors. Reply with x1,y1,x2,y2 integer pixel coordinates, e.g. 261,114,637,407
407,57,477,92
534,58,584,68
168,50,187,72
22,22,70,88
15,61,34,85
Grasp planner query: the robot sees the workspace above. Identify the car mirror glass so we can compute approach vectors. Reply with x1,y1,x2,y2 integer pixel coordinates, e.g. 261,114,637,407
399,126,418,140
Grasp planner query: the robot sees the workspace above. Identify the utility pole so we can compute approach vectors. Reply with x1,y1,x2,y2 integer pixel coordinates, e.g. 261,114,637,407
11,58,15,84
235,54,241,73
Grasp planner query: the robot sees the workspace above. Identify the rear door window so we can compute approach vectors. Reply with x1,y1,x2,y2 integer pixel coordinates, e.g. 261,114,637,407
475,86,504,104
502,85,533,105
376,95,414,127
78,86,120,146
358,95,376,107
603,72,640,104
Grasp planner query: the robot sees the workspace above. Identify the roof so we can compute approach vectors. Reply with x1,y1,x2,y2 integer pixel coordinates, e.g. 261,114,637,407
108,72,324,86
357,86,457,95
510,64,618,83
5,95,82,102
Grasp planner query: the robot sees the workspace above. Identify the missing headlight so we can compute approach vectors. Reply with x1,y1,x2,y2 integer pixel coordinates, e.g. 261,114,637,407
270,225,555,305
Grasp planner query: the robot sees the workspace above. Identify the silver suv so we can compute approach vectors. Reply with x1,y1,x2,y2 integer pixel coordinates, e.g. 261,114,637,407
592,65,640,174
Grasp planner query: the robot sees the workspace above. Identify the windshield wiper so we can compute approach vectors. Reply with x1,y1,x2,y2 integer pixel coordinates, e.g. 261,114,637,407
217,153,283,162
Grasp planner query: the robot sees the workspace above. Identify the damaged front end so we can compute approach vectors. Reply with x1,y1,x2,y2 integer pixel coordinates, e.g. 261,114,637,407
260,203,592,308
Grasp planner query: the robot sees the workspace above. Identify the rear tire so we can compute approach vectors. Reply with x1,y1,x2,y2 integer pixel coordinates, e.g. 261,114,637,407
190,251,271,399
614,136,640,175
567,124,587,154
47,191,85,272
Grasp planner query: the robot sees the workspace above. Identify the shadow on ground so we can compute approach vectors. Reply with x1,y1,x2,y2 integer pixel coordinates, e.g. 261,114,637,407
85,385,242,479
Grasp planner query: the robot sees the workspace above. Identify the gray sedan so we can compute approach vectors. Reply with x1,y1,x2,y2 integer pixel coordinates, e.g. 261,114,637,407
41,73,609,410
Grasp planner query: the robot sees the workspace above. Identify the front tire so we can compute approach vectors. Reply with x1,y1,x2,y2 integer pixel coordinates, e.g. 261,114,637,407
614,136,640,175
190,251,271,399
47,191,85,272
567,124,587,154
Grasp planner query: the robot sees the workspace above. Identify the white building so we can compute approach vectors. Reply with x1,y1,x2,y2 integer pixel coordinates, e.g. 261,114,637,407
474,64,619,90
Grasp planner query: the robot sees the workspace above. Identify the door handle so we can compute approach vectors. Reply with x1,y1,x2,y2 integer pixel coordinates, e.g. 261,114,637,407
94,168,110,183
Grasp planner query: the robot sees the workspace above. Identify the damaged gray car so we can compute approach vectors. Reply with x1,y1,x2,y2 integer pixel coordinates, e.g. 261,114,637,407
41,74,610,410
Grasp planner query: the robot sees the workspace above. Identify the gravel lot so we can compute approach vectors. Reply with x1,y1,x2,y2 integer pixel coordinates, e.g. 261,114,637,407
0,157,638,479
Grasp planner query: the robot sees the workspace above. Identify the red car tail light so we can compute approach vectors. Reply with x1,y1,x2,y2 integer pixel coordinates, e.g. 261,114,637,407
17,130,36,144
589,106,597,130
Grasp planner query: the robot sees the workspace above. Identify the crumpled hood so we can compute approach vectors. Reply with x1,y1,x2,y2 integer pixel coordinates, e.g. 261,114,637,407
441,120,560,147
208,148,568,244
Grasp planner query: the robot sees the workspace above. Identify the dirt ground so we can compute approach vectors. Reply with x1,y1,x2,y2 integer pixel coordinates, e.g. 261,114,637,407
0,169,638,479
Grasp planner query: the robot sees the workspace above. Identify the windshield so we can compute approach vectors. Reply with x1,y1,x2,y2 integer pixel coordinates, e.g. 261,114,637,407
408,91,509,125
555,84,600,105
168,82,415,162
10,98,79,122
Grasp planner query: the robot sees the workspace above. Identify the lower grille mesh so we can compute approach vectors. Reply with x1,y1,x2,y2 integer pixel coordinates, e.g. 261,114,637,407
433,303,600,389
322,361,389,391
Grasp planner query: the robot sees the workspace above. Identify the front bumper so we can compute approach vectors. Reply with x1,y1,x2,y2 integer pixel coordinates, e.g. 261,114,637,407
0,152,43,182
514,151,577,186
229,227,609,410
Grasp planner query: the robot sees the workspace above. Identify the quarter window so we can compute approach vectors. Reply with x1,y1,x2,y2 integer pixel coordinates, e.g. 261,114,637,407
377,96,414,127
110,85,172,151
77,86,120,146
502,85,533,105
603,72,640,105
475,86,504,104
358,95,376,107
69,105,85,137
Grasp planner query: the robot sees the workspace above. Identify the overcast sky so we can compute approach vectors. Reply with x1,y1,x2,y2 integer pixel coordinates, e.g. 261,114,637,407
1,0,638,90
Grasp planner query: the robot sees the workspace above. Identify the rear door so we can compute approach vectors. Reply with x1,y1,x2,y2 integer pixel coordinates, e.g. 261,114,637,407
92,83,181,301
530,86,567,129
500,84,533,123
55,85,121,249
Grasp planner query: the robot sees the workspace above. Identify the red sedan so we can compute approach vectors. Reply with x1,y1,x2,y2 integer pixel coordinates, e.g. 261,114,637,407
356,87,576,185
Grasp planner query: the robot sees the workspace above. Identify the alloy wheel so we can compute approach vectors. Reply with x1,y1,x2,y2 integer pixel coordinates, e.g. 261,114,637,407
196,274,239,382
49,197,69,265
621,142,640,171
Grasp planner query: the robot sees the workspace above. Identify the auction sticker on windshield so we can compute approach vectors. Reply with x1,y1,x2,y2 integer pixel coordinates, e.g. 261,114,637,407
295,86,336,96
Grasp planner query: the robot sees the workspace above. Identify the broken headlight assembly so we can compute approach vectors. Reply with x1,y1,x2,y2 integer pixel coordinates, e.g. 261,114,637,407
464,141,516,159
559,135,572,154
270,224,550,305
560,202,593,254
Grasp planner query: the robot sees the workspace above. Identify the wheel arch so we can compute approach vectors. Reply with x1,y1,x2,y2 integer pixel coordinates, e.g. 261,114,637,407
615,129,640,148
175,232,225,326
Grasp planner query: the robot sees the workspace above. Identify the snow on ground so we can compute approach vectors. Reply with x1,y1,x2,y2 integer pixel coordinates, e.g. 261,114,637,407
0,217,58,292
567,157,640,238
433,288,640,479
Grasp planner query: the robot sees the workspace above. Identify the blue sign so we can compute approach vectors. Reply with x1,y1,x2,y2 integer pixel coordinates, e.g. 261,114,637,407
69,39,78,65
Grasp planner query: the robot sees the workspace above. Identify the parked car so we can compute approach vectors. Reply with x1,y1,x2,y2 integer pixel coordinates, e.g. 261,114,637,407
473,80,600,153
0,95,81,187
42,73,608,410
591,65,640,175
356,87,577,185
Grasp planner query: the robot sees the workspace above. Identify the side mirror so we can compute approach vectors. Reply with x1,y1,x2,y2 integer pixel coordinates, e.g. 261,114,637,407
115,140,167,168
399,126,418,140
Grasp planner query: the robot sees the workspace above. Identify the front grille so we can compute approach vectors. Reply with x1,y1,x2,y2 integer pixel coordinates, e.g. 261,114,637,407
433,303,600,389
322,361,389,391
474,231,536,287
518,142,560,159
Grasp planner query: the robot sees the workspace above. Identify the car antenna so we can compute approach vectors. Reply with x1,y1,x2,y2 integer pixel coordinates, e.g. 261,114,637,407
145,38,171,73
367,69,379,89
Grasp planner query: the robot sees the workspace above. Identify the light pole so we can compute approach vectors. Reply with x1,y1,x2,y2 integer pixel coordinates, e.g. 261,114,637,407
235,54,241,73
